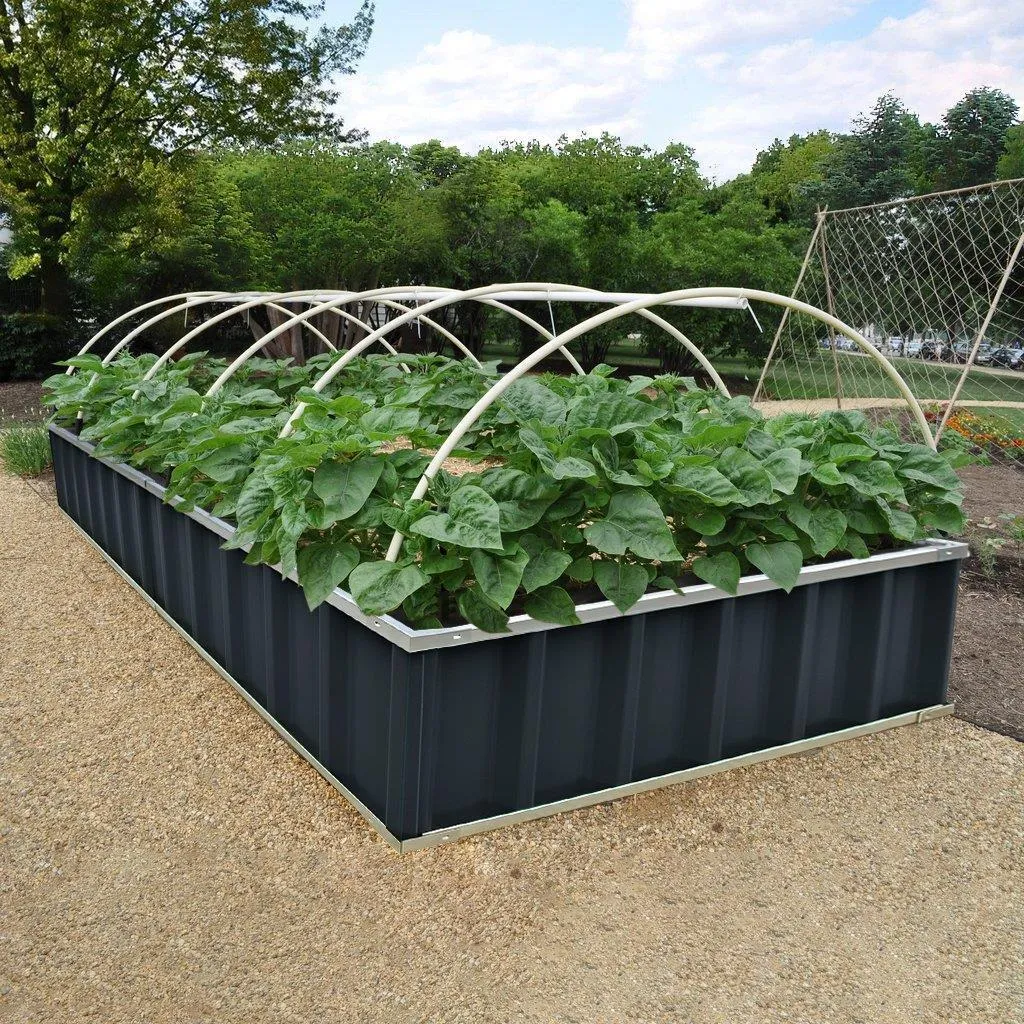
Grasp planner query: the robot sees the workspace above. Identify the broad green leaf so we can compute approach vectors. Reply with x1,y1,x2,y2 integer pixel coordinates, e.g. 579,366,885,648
584,490,682,562
761,448,802,494
567,556,594,582
500,378,566,424
409,484,504,551
666,465,744,506
522,548,573,594
524,585,581,626
918,502,965,534
846,507,886,534
594,560,649,613
841,460,905,501
457,587,511,633
829,443,875,465
681,419,752,450
348,561,429,616
296,541,359,610
684,509,726,536
421,548,463,575
811,462,843,486
567,394,666,435
358,406,421,435
786,503,849,557
691,551,741,594
897,449,961,491
717,447,774,506
551,456,598,480
312,456,386,521
745,541,803,592
469,546,530,609
876,502,920,542
839,532,870,558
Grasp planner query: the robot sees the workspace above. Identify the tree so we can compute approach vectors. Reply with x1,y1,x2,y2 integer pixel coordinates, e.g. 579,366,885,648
997,124,1024,180
801,93,927,211
750,131,834,224
927,88,1019,189
0,0,373,316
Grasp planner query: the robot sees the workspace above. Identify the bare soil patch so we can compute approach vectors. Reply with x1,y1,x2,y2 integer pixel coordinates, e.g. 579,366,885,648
947,463,1024,742
0,379,46,422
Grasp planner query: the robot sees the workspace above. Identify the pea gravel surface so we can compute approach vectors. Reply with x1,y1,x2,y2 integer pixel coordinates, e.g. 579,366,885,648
1,467,1022,1024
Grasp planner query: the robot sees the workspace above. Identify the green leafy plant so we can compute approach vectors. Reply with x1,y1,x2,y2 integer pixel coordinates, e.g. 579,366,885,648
46,352,967,633
1,423,53,476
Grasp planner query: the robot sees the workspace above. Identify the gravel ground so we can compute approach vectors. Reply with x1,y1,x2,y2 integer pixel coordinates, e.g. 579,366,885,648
2,469,1024,1024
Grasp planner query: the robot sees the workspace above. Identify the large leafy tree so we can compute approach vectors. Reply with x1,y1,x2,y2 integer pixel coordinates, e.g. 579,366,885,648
0,0,373,316
926,87,1019,190
997,124,1024,181
800,93,928,211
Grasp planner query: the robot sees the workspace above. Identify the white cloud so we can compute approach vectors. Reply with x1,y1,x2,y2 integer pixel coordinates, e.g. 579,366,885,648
341,0,1024,179
625,0,867,77
343,30,641,151
683,0,1024,178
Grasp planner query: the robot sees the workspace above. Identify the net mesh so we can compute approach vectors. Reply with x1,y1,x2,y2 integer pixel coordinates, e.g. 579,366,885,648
754,179,1024,460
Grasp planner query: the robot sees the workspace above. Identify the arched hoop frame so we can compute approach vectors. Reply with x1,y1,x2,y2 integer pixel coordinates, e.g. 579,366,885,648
128,288,482,398
68,291,222,373
274,283,743,435
376,287,935,562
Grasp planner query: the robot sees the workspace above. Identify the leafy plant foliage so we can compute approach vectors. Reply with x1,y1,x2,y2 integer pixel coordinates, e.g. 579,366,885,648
46,352,967,632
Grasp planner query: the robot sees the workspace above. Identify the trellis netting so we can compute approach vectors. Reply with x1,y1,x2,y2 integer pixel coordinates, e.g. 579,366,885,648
754,178,1024,461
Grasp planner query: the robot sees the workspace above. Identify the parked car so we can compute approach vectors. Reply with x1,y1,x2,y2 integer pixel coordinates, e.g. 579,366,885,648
920,341,946,360
951,341,972,363
989,347,1024,370
904,339,924,358
975,344,998,365
886,337,905,354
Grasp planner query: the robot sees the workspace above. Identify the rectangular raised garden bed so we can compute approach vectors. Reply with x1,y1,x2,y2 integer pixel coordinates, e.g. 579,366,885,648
50,424,968,851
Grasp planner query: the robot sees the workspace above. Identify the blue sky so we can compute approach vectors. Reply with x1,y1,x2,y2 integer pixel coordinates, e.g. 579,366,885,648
325,0,1023,180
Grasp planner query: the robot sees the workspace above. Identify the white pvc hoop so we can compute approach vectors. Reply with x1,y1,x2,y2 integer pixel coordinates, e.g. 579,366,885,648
134,287,482,397
67,291,222,373
381,287,935,561
278,283,742,437
96,293,341,377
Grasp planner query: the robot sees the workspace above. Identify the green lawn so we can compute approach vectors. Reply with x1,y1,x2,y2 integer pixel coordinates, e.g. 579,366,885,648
759,351,1024,403
480,339,1024,406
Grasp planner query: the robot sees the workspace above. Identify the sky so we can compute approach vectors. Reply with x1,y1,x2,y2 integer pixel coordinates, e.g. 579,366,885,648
325,0,1024,181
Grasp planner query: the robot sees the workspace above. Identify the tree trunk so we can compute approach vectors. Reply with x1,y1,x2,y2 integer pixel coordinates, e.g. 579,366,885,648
38,247,73,319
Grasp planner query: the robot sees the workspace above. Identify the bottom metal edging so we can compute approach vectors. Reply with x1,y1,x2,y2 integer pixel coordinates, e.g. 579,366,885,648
401,702,955,852
60,509,956,855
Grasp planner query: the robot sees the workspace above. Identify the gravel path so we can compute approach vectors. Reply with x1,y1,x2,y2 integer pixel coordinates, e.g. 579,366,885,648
2,468,1023,1023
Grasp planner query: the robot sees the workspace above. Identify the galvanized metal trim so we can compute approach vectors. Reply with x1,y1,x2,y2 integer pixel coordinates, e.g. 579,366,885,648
49,425,971,655
57,508,403,853
400,703,955,851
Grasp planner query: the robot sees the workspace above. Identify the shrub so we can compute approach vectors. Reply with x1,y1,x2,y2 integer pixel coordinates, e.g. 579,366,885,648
0,313,80,381
0,423,52,475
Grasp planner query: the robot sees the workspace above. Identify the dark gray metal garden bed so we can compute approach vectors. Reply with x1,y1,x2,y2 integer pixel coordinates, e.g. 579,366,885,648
49,424,968,851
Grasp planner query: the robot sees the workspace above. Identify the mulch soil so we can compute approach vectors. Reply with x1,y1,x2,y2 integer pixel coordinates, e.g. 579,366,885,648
949,462,1024,741
0,379,46,423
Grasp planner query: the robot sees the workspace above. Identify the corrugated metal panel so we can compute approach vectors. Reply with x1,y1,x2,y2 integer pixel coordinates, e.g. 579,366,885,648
50,427,964,846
